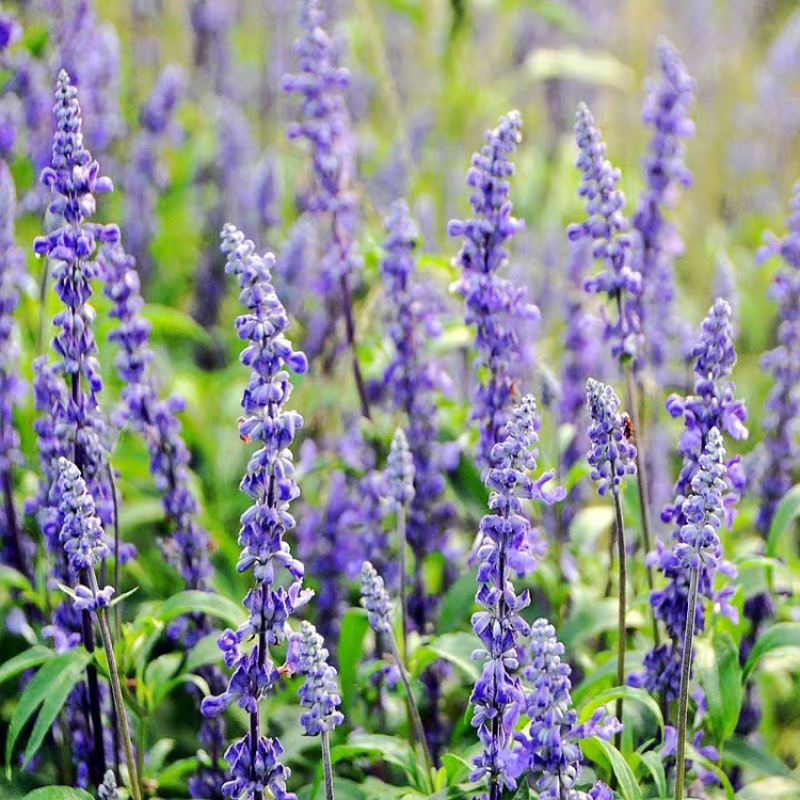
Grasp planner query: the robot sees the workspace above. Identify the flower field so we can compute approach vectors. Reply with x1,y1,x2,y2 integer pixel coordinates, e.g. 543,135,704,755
0,2,799,800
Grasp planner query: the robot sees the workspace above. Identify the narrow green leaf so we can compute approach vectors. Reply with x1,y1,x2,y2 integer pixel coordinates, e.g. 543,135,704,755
640,751,667,799
0,564,31,592
331,733,412,773
185,632,223,672
424,632,480,681
766,484,800,558
436,570,476,635
581,738,643,800
337,608,369,712
723,736,791,777
20,788,94,800
578,685,663,734
572,650,646,706
742,622,800,682
141,303,214,345
6,649,91,772
0,646,52,685
696,632,742,744
146,590,243,628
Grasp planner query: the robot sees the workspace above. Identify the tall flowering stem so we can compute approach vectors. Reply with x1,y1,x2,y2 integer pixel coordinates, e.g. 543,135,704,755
201,225,310,800
55,457,142,800
586,378,637,743
379,199,454,632
753,181,800,533
569,103,656,614
382,427,415,664
632,38,695,377
0,161,30,579
634,299,746,701
673,429,728,800
514,619,618,799
469,395,564,800
282,0,370,419
32,69,121,787
449,111,539,469
360,560,433,777
288,621,343,800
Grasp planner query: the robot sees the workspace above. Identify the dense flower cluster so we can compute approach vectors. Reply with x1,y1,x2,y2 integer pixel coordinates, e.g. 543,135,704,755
632,38,695,376
380,199,454,629
586,378,637,497
569,103,642,363
634,300,744,700
753,181,800,532
470,395,564,798
288,620,343,736
360,560,393,635
513,619,617,799
383,427,415,513
201,225,310,799
449,111,539,468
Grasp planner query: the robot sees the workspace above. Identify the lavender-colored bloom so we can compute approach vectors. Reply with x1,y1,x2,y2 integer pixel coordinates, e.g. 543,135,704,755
661,299,748,529
632,39,695,376
469,395,564,798
512,619,618,798
569,103,642,364
380,199,455,629
586,378,637,497
449,111,539,468
752,182,800,532
288,620,343,736
97,769,117,800
201,225,309,800
360,560,393,635
0,161,30,576
383,428,415,513
54,457,114,611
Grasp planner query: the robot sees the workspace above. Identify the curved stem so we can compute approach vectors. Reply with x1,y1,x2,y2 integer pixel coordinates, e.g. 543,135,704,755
321,730,336,800
397,506,409,669
623,362,660,647
675,568,699,800
107,464,121,639
612,490,627,750
90,569,142,800
388,634,433,778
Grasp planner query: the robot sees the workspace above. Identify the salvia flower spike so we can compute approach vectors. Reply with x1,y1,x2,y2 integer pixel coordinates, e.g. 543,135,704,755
449,110,539,469
201,225,311,800
469,394,564,799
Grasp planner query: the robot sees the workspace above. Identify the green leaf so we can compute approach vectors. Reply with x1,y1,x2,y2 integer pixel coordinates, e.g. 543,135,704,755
20,789,94,800
331,733,412,773
0,564,32,592
297,777,368,800
735,777,800,800
141,303,214,346
723,736,791,777
524,47,634,89
185,632,223,672
145,590,243,628
742,622,800,682
696,632,742,744
436,570,476,635
423,632,480,681
581,737,642,800
640,750,667,799
578,685,663,734
6,648,92,773
766,483,800,559
0,646,52,685
337,608,369,713
572,650,646,706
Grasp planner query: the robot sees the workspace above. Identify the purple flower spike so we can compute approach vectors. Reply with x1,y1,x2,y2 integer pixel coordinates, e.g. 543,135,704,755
633,39,696,376
513,618,618,799
449,111,540,469
586,378,637,497
752,181,800,532
569,103,643,364
469,395,564,799
288,620,343,736
360,561,393,635
383,428,415,513
202,224,311,800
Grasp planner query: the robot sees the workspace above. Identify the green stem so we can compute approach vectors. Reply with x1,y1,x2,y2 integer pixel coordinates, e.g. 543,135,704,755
612,490,627,750
397,505,409,669
388,634,433,779
321,730,336,800
89,569,143,800
107,464,122,640
675,568,699,800
623,362,660,647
